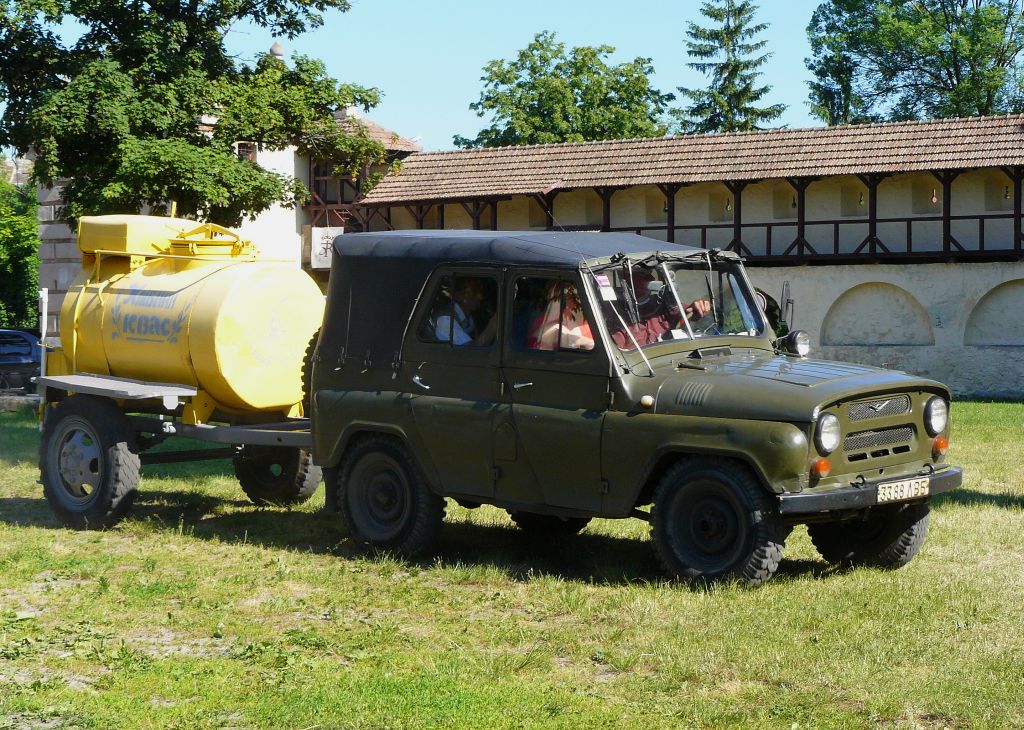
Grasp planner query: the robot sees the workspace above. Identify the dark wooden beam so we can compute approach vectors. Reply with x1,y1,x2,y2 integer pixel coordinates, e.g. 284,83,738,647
489,200,498,231
724,181,752,256
781,177,819,256
656,184,684,243
1002,166,1024,251
594,187,618,231
853,173,890,254
405,204,429,230
536,192,559,230
437,203,445,229
932,170,965,253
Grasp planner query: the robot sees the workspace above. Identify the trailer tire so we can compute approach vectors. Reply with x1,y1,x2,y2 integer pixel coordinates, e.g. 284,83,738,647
40,395,140,530
233,445,321,506
301,329,319,416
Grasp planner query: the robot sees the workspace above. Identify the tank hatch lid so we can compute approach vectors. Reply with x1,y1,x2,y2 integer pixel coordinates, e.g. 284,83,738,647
38,373,197,400
77,215,197,255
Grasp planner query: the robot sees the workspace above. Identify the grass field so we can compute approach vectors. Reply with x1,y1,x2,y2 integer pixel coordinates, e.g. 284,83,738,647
0,402,1022,729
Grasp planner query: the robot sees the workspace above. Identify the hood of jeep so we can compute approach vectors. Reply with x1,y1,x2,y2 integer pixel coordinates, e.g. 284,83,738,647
652,352,948,422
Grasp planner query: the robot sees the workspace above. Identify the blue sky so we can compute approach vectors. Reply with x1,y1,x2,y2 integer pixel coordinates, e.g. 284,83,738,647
224,0,826,151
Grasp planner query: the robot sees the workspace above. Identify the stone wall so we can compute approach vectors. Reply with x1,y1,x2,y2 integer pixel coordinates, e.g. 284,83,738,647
747,262,1024,399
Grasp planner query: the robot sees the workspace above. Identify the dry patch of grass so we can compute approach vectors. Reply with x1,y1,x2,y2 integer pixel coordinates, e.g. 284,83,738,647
0,404,1022,728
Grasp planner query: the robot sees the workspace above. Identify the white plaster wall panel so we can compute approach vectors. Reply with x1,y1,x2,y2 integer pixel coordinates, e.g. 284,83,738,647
555,189,592,227
443,204,473,230
497,198,530,230
963,280,1024,346
236,148,307,264
390,206,416,230
821,283,934,346
610,188,647,228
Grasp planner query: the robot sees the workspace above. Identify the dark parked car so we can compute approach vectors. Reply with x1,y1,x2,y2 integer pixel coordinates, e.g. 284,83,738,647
309,231,961,585
0,329,40,393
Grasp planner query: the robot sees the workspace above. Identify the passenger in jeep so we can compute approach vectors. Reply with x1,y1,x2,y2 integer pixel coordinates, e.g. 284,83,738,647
527,281,595,351
434,277,498,347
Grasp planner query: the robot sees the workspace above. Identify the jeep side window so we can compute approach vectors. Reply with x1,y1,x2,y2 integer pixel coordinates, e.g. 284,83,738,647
419,274,498,348
512,277,595,352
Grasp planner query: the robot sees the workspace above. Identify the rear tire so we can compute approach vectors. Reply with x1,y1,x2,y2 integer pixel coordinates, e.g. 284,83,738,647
509,512,590,536
233,445,321,506
336,436,445,555
808,501,930,568
40,395,140,529
651,457,786,586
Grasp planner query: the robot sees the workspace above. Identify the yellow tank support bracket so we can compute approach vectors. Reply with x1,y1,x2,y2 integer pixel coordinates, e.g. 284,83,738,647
182,390,216,425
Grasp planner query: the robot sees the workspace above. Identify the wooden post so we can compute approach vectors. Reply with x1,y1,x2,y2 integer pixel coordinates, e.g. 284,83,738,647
489,200,498,231
595,187,617,231
460,201,484,230
782,177,818,256
724,181,752,256
405,205,428,229
1002,166,1024,251
437,203,445,229
932,170,964,253
536,192,559,230
854,173,889,254
657,183,683,243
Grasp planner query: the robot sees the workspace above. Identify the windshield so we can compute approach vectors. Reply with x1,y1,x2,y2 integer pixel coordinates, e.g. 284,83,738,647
590,260,765,352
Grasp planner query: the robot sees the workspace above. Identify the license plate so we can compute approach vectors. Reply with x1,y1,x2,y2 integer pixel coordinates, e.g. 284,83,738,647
877,477,930,504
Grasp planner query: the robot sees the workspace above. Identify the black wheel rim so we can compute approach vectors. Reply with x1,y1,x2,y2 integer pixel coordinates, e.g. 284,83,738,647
348,453,412,542
51,417,104,506
668,478,749,575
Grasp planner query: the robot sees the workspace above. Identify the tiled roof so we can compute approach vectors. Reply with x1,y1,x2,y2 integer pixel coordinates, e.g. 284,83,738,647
361,115,1024,205
336,112,421,153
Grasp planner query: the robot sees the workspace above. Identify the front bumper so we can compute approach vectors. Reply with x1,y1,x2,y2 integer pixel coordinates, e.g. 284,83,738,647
777,465,962,516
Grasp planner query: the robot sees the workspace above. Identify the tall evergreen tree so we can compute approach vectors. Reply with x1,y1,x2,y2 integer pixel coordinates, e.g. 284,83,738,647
672,0,786,134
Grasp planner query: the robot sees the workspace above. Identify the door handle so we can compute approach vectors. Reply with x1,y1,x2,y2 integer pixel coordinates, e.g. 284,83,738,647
513,381,534,390
412,374,431,390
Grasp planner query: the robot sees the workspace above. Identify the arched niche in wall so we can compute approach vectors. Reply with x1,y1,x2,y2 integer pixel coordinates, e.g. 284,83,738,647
964,279,1024,346
821,282,934,346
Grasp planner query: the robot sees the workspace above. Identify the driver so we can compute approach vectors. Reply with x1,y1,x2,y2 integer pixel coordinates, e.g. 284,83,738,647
609,270,711,349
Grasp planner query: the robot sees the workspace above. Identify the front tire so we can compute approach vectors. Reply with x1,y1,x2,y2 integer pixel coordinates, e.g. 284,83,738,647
233,445,321,506
651,458,787,586
808,501,930,568
336,436,445,555
40,395,140,529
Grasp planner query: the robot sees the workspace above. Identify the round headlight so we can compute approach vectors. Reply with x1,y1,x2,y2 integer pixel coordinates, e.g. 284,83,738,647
815,413,841,455
925,397,948,437
784,330,811,357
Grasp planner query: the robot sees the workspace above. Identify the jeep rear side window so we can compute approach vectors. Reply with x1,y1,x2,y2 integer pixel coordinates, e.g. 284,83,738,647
511,277,595,352
418,274,499,348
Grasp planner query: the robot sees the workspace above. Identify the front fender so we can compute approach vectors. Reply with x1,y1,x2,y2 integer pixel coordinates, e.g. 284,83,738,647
601,412,810,516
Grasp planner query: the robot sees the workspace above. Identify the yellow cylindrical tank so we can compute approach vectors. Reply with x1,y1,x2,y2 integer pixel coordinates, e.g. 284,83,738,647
56,215,324,415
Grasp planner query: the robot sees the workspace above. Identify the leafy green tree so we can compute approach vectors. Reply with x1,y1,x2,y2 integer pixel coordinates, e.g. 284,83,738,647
807,0,1024,123
672,0,786,134
0,172,39,328
0,0,385,226
454,31,674,148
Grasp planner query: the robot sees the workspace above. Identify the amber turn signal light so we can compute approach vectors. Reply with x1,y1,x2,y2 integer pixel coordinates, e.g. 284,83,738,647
932,435,949,457
811,457,831,477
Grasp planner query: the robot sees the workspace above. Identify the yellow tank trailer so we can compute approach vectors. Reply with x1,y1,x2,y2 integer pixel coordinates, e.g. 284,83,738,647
39,215,326,528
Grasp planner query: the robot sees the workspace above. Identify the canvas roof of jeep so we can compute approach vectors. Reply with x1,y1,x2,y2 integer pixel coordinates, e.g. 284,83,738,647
331,229,729,268
320,230,736,372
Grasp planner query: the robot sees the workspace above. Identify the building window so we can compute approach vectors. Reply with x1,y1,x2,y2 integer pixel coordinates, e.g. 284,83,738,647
236,142,257,162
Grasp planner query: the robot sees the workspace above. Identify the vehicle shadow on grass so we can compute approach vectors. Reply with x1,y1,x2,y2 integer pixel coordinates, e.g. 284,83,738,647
934,489,1024,510
124,489,839,587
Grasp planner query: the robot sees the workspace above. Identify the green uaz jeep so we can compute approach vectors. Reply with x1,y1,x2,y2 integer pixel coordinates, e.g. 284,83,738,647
310,230,961,585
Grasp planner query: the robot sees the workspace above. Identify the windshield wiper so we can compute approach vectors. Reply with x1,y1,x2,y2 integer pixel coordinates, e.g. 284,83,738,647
659,262,696,341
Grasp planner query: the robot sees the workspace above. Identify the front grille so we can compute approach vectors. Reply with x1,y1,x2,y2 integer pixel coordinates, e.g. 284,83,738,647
848,395,911,421
844,426,914,452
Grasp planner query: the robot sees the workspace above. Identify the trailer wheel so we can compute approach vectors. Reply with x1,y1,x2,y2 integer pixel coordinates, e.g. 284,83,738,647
40,395,140,529
233,445,321,506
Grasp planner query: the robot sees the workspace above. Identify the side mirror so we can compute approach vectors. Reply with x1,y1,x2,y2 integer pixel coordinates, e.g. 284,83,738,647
781,330,811,357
